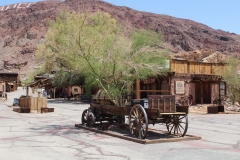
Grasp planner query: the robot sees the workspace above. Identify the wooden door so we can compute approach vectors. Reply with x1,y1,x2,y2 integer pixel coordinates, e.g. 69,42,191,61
203,83,211,103
195,82,201,103
195,82,211,104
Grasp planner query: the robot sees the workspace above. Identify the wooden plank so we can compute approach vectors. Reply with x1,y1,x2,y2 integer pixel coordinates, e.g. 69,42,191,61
41,107,54,113
41,107,48,113
160,112,186,115
145,108,159,119
75,124,201,144
136,79,140,99
148,95,176,113
90,103,129,115
139,90,170,93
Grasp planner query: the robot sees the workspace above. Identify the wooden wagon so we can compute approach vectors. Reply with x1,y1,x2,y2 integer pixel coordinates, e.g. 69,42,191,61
81,94,188,139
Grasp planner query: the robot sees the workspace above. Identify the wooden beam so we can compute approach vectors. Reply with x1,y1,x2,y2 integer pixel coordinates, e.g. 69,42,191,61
136,79,140,99
200,81,203,105
26,86,29,96
139,90,170,93
53,88,56,99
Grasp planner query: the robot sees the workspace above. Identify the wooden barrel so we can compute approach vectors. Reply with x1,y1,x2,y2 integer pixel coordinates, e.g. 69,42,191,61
92,90,113,105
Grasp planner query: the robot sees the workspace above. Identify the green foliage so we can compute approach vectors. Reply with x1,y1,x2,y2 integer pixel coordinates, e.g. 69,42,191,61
215,56,240,104
22,68,42,85
37,10,169,105
52,70,85,88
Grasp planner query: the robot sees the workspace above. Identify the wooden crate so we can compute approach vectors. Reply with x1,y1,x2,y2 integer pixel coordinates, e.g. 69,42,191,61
19,96,47,113
176,106,189,114
148,95,176,113
20,108,30,113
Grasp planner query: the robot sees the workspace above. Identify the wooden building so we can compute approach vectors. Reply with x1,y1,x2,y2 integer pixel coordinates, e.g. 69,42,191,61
135,59,226,105
27,74,84,99
0,72,18,93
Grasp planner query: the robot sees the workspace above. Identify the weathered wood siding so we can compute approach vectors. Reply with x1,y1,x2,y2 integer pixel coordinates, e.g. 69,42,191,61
189,62,212,74
171,60,225,75
171,60,188,74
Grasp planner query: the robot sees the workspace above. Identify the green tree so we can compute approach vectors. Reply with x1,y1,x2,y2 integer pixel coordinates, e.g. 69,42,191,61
52,69,84,88
36,11,168,106
219,56,240,104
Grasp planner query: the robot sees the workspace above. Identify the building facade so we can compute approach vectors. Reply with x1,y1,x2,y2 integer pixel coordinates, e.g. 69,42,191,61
134,59,226,105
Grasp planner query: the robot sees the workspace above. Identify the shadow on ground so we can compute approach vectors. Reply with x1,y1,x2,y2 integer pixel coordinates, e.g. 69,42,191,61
47,99,91,105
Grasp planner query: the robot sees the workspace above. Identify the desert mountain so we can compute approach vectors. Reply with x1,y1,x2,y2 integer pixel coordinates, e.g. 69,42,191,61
0,0,240,79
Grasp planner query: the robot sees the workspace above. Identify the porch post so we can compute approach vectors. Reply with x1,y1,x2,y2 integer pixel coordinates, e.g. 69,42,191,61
218,79,221,105
200,81,203,105
26,86,29,96
53,87,56,99
136,79,140,99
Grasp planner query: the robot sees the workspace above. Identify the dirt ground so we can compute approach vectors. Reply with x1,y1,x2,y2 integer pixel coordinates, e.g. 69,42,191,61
189,104,240,115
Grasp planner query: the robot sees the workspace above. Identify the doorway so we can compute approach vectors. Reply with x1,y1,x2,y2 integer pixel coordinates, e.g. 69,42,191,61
195,82,211,104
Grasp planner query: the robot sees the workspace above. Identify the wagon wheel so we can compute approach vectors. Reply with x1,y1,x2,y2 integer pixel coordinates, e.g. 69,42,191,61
166,115,188,137
129,104,148,139
179,96,192,106
82,109,95,127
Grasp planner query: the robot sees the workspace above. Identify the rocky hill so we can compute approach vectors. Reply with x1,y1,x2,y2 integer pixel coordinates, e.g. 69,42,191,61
1,0,240,78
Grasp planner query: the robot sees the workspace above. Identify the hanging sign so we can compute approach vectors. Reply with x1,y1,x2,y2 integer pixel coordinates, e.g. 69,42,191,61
175,81,185,94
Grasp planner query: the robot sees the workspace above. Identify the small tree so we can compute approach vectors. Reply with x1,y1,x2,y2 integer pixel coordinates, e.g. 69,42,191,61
36,11,169,106
215,56,240,104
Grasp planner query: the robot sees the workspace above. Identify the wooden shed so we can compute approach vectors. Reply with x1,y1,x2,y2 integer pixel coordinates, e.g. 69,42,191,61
0,72,18,92
134,59,226,105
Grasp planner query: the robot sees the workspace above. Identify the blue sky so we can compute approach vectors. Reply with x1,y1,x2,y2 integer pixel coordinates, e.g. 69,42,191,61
1,0,239,35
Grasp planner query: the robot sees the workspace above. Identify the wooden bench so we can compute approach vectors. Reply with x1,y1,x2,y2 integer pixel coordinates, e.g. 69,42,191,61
20,108,30,113
41,107,54,113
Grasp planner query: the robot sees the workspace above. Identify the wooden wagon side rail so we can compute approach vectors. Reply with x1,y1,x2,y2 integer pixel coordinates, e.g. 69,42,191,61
139,90,170,92
148,95,176,113
90,103,129,115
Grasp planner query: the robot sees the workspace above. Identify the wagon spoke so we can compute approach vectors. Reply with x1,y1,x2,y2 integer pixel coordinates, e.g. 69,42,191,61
169,124,174,133
178,123,184,130
135,107,139,117
133,110,137,117
176,125,179,135
179,116,185,120
174,124,176,135
177,125,182,135
140,117,145,121
179,122,186,124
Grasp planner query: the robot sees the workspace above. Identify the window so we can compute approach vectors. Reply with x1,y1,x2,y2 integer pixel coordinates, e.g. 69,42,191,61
74,88,78,92
220,82,226,96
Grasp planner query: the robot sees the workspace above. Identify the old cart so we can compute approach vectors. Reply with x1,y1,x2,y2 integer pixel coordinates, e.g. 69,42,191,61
81,92,188,139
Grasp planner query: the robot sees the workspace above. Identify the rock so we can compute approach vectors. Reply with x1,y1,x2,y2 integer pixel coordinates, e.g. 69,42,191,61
0,0,240,75
26,31,37,40
3,36,14,47
20,48,35,55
